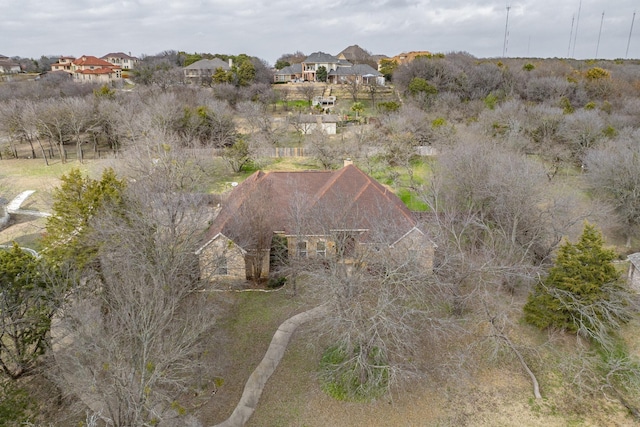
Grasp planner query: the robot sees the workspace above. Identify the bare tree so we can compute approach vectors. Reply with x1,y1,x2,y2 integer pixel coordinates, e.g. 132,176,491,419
585,132,640,246
296,84,317,108
559,109,605,162
288,192,444,399
304,129,343,170
52,151,218,426
63,97,92,163
417,138,590,399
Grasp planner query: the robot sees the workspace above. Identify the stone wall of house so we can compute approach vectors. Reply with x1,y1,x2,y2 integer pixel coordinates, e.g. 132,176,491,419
199,236,246,282
390,228,435,271
287,235,335,260
0,205,9,230
628,254,640,292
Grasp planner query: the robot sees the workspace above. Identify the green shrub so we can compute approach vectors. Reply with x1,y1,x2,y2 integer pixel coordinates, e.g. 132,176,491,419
0,383,31,425
377,101,400,113
267,276,286,289
319,343,389,402
484,93,498,110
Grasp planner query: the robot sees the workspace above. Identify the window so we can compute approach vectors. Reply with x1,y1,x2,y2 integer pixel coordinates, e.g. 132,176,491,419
215,256,228,275
316,241,326,258
336,233,356,258
297,241,307,258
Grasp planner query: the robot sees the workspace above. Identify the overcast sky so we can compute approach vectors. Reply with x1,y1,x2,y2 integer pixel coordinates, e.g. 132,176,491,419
2,0,639,64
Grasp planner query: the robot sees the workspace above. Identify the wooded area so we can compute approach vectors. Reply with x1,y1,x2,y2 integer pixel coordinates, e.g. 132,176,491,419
2,52,640,426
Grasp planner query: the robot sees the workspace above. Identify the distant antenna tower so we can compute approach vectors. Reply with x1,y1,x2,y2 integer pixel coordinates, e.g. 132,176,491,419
503,5,511,57
595,11,605,59
572,0,582,57
568,15,575,57
567,14,576,58
627,11,636,58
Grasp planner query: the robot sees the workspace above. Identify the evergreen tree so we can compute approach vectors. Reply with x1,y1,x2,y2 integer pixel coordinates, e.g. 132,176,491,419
316,65,328,82
524,223,633,345
41,168,125,268
0,244,54,379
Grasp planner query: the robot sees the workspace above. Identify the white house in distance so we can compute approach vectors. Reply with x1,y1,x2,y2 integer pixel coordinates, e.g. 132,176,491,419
101,52,139,70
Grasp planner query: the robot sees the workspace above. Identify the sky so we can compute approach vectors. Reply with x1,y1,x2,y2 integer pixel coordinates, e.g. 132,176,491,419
2,0,639,65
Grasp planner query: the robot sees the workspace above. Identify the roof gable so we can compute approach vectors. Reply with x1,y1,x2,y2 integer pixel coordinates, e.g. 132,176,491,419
101,52,137,60
337,45,372,62
303,52,340,64
184,58,230,70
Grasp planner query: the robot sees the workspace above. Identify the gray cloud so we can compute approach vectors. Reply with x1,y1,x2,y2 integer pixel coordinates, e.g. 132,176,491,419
1,0,638,63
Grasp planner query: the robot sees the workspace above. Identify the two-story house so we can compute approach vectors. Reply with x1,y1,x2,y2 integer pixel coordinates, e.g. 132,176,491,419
301,52,343,82
101,52,139,70
71,55,122,83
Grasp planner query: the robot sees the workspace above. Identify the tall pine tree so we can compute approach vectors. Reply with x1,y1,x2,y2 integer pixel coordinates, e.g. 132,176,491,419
524,223,632,342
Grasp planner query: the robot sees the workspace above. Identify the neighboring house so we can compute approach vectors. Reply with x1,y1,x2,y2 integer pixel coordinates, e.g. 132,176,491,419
301,52,342,82
183,58,231,84
197,164,434,282
628,253,640,291
328,63,384,86
273,63,303,83
301,51,385,85
101,52,139,70
294,114,339,135
71,55,122,83
389,51,432,65
50,56,76,73
51,55,122,83
0,55,21,74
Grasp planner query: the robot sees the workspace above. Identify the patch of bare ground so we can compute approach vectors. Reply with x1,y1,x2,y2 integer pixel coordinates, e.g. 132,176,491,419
195,288,311,425
240,317,639,427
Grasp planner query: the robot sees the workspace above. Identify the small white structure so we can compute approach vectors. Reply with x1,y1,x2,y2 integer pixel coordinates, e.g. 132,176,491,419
296,114,339,135
312,95,336,107
628,253,640,291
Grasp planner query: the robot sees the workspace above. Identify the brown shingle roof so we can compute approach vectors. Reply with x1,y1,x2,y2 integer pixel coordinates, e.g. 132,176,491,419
201,164,419,250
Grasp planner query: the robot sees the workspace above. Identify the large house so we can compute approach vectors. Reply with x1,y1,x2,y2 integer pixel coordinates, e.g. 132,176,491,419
197,164,433,282
101,52,139,70
183,58,231,84
301,52,344,82
50,55,122,83
274,47,385,84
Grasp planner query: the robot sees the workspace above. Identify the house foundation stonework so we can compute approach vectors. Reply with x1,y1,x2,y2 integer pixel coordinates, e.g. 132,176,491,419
197,164,434,283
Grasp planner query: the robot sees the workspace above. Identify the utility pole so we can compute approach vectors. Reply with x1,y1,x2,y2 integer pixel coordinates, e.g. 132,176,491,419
627,11,636,58
595,11,604,59
503,5,511,57
572,0,582,57
568,14,575,58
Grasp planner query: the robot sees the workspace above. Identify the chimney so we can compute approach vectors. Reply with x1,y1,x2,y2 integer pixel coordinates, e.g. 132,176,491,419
344,158,353,167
